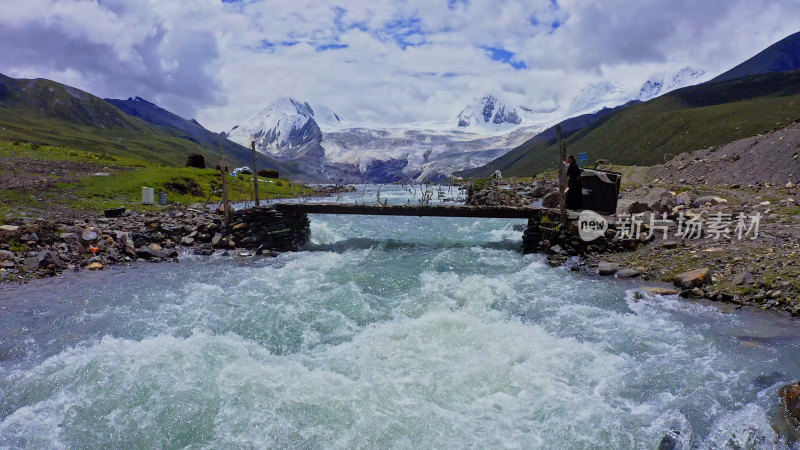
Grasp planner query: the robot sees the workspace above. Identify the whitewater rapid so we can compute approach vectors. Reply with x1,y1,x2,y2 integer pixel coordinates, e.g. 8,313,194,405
1,186,798,448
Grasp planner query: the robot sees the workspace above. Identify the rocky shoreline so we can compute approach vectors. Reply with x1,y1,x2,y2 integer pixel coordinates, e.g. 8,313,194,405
464,176,800,318
0,205,310,285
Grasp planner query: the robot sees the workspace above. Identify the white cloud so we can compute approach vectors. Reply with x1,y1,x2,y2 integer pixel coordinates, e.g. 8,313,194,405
0,0,799,132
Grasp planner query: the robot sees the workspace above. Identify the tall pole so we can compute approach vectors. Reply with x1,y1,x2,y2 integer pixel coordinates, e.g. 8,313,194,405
251,140,260,207
220,144,230,228
556,125,567,225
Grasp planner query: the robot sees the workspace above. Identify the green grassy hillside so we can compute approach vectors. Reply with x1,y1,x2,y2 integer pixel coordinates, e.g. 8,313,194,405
0,141,313,220
457,70,800,178
0,74,300,178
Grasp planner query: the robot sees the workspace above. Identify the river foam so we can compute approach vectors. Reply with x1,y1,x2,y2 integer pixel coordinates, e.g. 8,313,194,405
2,186,799,448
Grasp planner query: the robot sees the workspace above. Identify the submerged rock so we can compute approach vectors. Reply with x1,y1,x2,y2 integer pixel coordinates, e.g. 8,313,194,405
644,287,680,296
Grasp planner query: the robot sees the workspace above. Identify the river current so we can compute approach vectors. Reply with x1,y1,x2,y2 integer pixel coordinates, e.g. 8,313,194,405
1,185,799,448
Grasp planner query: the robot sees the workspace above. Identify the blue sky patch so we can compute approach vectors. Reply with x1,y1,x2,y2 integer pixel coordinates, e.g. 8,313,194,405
482,46,527,70
382,17,426,49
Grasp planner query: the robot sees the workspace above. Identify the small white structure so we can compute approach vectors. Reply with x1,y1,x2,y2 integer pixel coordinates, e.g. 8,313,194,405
142,187,155,205
492,170,502,179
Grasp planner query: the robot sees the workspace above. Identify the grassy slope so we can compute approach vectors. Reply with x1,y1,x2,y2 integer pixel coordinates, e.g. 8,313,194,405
0,74,298,178
0,142,313,220
458,70,800,178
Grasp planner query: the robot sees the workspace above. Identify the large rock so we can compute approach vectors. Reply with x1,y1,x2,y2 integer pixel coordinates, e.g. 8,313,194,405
675,191,693,207
37,250,64,269
616,268,640,279
531,185,549,198
779,382,800,431
673,268,712,289
23,256,40,271
598,261,620,276
136,244,166,260
116,231,136,257
81,228,99,244
542,191,561,208
104,207,126,218
643,187,675,212
0,250,15,261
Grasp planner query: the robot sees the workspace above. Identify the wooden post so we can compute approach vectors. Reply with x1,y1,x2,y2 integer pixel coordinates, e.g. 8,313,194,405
220,145,230,227
556,125,567,225
251,140,260,207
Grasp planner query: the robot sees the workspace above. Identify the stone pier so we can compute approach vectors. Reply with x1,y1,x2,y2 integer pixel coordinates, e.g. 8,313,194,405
228,207,310,252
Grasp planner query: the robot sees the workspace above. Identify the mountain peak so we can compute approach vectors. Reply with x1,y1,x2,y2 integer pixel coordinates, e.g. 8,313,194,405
455,95,525,131
227,97,342,158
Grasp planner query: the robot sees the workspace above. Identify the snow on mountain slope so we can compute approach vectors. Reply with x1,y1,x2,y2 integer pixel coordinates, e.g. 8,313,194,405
455,95,531,133
227,98,337,158
226,66,705,183
565,67,708,117
638,67,708,101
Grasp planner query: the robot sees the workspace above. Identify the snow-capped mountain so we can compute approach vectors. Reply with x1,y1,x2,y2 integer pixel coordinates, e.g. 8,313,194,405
455,95,530,132
227,98,339,159
226,66,706,183
565,67,708,117
566,82,631,116
638,67,707,101
228,96,537,183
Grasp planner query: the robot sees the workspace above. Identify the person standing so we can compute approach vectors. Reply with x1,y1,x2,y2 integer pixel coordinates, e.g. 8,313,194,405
565,155,582,210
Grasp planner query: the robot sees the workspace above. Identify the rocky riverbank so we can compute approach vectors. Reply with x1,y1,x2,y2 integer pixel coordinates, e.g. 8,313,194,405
465,174,800,317
0,205,310,285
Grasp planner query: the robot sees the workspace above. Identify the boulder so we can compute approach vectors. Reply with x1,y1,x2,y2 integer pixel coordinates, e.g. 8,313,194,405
0,250,15,261
23,256,39,271
778,382,800,431
644,188,675,212
675,191,693,207
598,261,620,276
136,244,166,260
68,241,85,255
37,250,64,269
673,268,712,289
104,207,126,218
181,236,195,245
87,262,104,270
680,288,706,298
616,268,640,279
542,191,560,208
0,225,20,232
531,185,548,198
21,232,39,242
81,228,99,244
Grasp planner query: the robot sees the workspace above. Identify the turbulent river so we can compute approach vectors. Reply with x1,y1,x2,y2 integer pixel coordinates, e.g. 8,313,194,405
1,185,799,448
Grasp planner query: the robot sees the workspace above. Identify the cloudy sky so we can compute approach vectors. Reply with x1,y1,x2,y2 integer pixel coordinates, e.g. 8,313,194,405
1,0,799,132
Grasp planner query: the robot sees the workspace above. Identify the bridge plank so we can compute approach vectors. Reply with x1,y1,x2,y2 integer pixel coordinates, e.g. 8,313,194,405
273,203,554,219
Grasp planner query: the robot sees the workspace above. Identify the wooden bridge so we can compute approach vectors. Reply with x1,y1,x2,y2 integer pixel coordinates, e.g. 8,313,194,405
273,203,557,219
